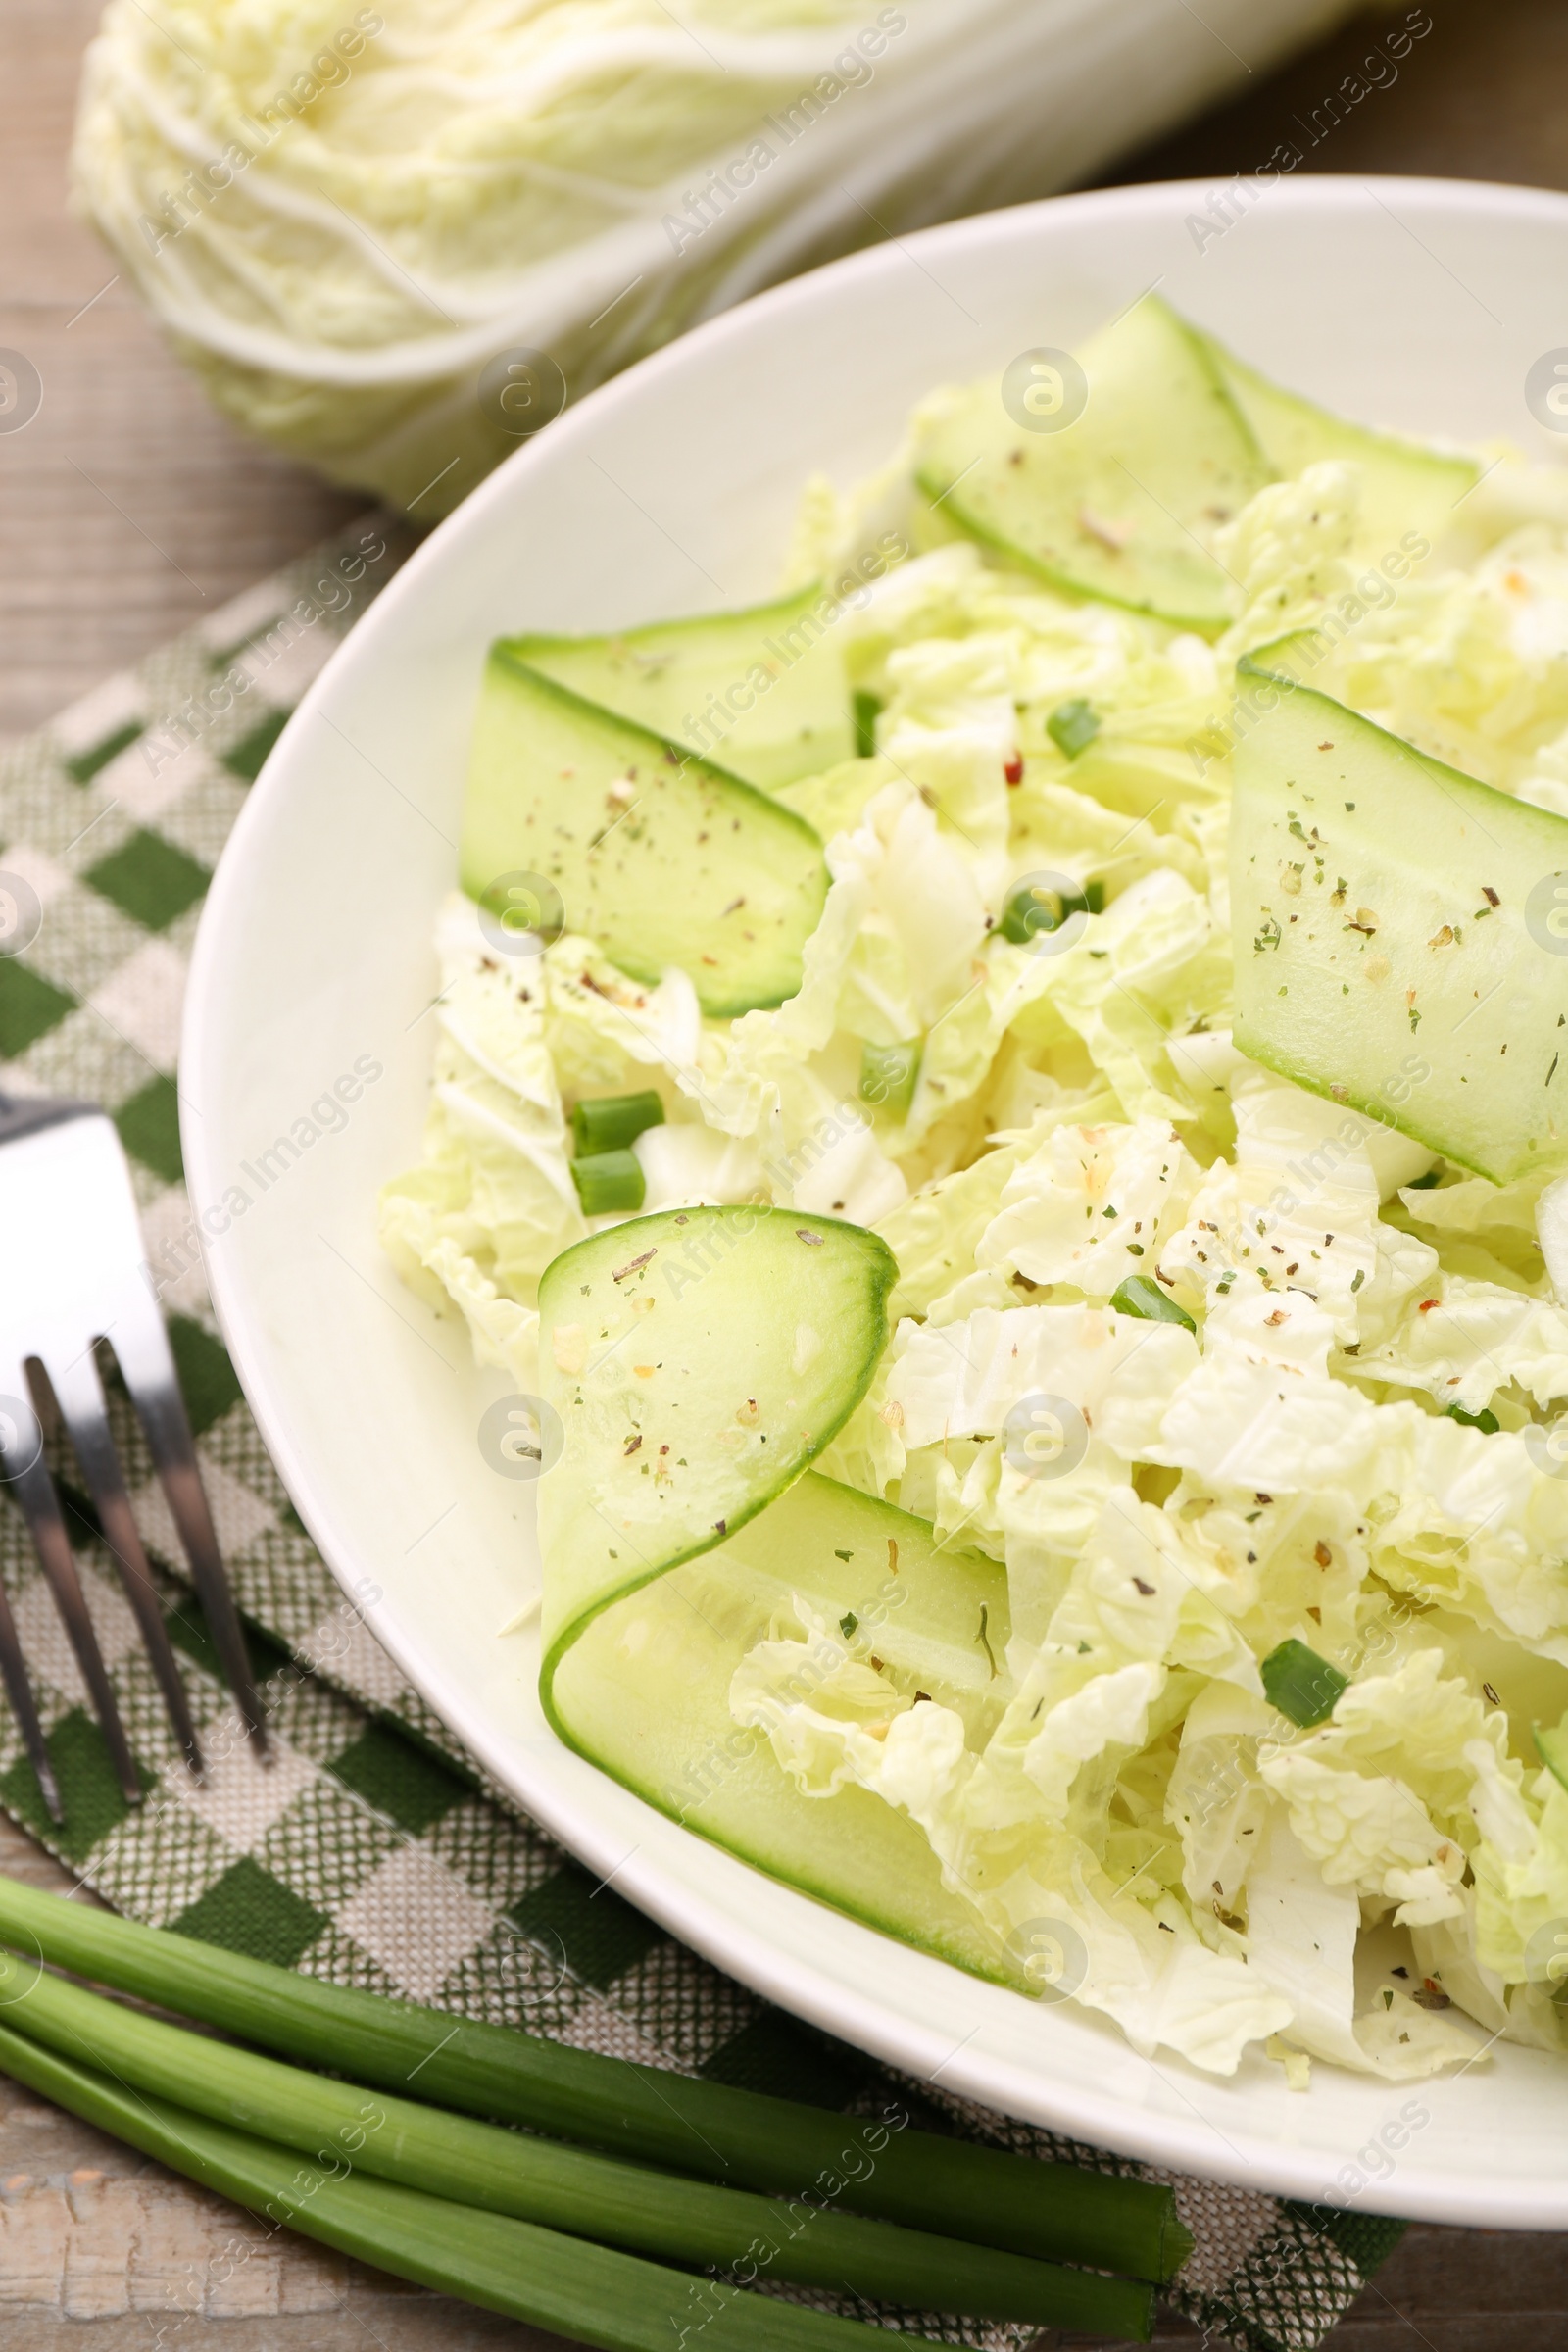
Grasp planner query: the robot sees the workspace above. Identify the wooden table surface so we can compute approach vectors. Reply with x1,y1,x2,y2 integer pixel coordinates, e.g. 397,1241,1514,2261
2,2,1567,2346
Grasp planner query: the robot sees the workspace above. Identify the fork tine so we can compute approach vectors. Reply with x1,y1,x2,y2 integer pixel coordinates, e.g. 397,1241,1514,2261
0,1580,63,1822
107,1307,269,1757
0,1372,140,1806
0,1409,62,1819
42,1351,203,1777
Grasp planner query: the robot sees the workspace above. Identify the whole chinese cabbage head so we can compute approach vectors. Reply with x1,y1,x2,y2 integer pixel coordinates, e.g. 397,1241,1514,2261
70,0,1356,514
67,0,956,511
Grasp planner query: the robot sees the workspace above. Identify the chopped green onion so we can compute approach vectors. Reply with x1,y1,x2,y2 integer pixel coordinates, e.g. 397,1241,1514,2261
1110,1276,1196,1334
1000,879,1100,945
0,1956,1149,2335
0,2019,888,2352
1261,1638,1348,1729
1046,699,1101,759
859,1039,921,1116
852,689,883,760
1535,1720,1568,1794
572,1092,664,1154
0,1876,1189,2285
1446,1402,1499,1434
571,1149,646,1214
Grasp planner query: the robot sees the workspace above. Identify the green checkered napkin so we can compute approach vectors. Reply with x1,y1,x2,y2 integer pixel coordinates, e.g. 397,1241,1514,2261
0,522,1406,2351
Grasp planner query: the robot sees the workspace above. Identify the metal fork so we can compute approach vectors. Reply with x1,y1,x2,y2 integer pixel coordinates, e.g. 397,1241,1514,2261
0,1092,267,1820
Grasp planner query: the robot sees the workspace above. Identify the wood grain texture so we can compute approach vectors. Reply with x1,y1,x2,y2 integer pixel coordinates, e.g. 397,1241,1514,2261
1103,0,1568,193
0,0,363,746
1,0,1567,2345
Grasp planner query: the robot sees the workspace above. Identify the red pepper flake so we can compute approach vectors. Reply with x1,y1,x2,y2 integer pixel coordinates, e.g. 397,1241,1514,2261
1004,753,1024,786
1418,1297,1440,1314
623,1435,642,1456
1482,885,1500,906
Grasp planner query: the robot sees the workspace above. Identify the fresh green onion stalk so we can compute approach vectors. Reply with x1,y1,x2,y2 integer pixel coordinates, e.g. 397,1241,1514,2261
852,691,884,759
999,878,1102,945
571,1149,647,1214
0,1874,1190,2286
572,1092,665,1155
0,2016,893,2352
1260,1638,1349,1729
0,1950,1153,2335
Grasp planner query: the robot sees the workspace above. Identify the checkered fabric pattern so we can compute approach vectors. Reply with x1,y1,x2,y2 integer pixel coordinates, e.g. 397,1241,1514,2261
0,520,1407,2352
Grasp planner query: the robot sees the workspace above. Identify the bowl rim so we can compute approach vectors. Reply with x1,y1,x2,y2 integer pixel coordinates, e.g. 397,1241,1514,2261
184,171,1568,2227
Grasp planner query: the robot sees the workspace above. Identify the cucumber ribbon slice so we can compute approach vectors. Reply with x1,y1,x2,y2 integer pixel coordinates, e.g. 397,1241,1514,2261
1231,640,1568,1182
537,1207,1026,1984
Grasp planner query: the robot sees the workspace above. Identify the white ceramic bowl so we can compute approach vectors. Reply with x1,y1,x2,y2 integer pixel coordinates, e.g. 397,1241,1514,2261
183,175,1568,2227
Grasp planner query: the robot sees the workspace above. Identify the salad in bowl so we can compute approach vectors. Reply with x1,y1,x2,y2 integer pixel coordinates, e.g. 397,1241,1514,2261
379,292,1568,2089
